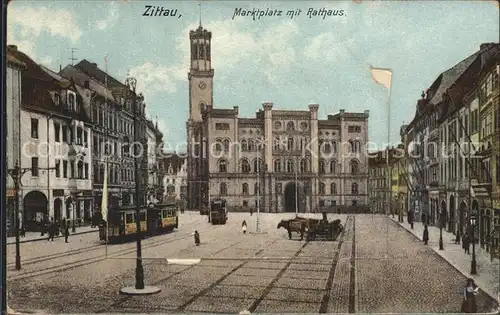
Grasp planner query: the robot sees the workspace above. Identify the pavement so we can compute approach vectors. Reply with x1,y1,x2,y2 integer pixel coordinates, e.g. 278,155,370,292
390,215,500,303
7,225,98,245
6,212,499,314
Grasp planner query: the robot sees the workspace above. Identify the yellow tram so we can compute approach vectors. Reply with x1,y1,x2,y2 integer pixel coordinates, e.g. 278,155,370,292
99,203,178,243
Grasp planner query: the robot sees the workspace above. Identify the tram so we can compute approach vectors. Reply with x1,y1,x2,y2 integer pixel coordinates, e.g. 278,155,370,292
99,203,178,243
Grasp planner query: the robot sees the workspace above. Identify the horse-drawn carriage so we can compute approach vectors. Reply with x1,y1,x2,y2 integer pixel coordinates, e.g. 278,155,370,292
277,212,343,241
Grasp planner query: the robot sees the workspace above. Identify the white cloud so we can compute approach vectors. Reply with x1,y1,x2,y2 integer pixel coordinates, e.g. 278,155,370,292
303,32,355,62
96,2,119,30
129,62,184,95
8,6,82,43
39,56,53,66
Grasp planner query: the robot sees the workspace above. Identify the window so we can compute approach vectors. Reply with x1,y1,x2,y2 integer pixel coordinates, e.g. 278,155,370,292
76,127,83,145
274,137,280,150
254,183,259,195
319,160,326,174
352,200,357,206
55,93,61,106
331,183,337,194
84,163,89,179
274,159,282,172
55,160,61,177
254,159,263,173
223,139,230,152
77,161,83,179
286,121,295,131
68,93,75,111
496,155,500,185
54,123,60,142
70,162,75,178
63,160,68,178
287,137,294,150
241,159,251,173
248,139,255,151
218,159,227,173
31,157,39,176
243,200,248,207
332,141,338,153
215,123,230,130
31,119,38,139
300,159,307,172
323,142,331,153
330,161,337,173
214,140,222,152
241,140,248,151
352,183,358,194
62,126,68,142
319,182,325,195
220,183,227,196
242,183,249,195
350,160,359,173
286,160,294,173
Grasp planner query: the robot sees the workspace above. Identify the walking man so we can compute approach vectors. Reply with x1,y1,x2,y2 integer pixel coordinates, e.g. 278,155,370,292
64,220,70,243
463,232,470,254
423,224,429,245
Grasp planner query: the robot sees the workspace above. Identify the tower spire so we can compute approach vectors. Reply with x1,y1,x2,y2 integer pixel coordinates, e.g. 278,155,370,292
199,3,202,27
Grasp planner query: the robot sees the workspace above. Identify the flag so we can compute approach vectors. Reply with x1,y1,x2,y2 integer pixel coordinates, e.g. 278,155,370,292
370,66,393,89
101,162,108,222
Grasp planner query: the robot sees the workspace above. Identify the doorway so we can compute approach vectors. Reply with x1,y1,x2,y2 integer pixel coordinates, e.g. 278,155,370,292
284,183,297,213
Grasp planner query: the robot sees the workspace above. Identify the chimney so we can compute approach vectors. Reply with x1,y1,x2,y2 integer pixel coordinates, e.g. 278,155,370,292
91,63,97,67
480,43,495,50
8,45,17,50
84,80,90,88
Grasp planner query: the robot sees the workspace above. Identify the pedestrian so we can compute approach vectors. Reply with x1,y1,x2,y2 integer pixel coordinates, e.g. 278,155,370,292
64,220,69,243
423,224,429,245
48,218,55,242
194,230,200,246
250,208,253,216
455,229,461,244
242,220,247,234
463,232,470,254
461,278,478,313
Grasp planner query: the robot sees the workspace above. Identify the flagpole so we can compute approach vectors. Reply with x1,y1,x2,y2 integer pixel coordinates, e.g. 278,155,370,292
387,74,393,218
105,54,109,256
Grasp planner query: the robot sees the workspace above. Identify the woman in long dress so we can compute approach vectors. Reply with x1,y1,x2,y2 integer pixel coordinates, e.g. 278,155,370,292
242,220,247,234
461,278,479,313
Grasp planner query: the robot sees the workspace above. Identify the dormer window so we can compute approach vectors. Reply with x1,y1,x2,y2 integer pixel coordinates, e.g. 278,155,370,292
54,93,61,106
68,92,75,111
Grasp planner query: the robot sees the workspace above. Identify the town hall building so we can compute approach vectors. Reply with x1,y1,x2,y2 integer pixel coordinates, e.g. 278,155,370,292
185,24,370,213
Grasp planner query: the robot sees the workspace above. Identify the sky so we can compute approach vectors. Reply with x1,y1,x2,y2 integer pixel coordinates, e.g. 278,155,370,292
7,0,499,151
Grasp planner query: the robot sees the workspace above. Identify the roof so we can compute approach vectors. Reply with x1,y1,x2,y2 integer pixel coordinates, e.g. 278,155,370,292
74,59,126,89
7,50,26,68
59,65,117,102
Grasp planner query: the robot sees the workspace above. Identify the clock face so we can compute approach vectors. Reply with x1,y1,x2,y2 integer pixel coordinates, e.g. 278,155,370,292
198,81,206,90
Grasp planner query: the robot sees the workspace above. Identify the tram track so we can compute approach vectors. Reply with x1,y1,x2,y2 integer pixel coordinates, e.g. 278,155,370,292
8,223,225,282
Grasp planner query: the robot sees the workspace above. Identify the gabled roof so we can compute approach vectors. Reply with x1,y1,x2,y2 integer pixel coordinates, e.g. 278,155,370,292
163,153,186,174
7,49,26,68
74,59,126,89
59,65,117,102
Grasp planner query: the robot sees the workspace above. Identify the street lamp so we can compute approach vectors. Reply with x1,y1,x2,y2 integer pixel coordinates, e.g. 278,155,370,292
439,208,444,250
120,77,160,295
470,214,477,275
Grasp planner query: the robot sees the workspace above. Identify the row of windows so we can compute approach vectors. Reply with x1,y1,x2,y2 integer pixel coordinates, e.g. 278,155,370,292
216,158,361,174
217,182,359,196
238,199,358,207
29,157,89,179
31,119,88,146
92,106,135,137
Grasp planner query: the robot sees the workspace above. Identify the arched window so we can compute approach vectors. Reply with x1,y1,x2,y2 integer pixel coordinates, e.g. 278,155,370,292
223,139,230,152
256,138,263,151
330,160,337,173
253,159,263,173
241,159,250,173
324,142,331,153
241,140,248,151
287,121,295,131
319,160,326,174
332,141,338,153
274,137,280,150
274,159,282,172
218,159,227,173
77,161,83,179
300,159,308,172
351,182,358,195
331,183,337,194
242,183,249,195
350,160,359,173
299,137,305,151
248,139,255,151
68,93,75,110
287,137,294,150
349,140,355,152
319,182,325,195
286,160,295,173
220,183,227,196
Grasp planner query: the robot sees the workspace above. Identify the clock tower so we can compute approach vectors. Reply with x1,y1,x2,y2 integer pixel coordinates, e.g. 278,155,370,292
188,24,214,122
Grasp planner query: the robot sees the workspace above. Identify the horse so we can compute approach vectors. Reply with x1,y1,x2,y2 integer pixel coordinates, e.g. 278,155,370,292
277,219,307,240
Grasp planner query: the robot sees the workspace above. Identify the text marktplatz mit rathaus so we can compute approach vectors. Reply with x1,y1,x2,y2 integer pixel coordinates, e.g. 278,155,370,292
232,8,345,20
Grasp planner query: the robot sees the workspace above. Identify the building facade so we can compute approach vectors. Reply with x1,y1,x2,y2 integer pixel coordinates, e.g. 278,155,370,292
8,45,93,231
6,46,26,234
163,153,187,202
185,25,370,213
